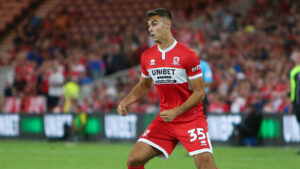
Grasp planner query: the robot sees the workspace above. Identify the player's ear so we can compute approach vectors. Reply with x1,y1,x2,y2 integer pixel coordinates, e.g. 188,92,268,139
164,18,171,29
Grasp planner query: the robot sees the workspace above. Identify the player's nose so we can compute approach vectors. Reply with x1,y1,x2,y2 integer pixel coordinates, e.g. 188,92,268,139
148,26,152,33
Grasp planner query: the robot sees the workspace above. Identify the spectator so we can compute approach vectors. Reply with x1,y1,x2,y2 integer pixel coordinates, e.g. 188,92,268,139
87,52,106,80
48,61,65,112
13,73,26,96
207,93,230,113
78,71,92,85
71,108,88,141
64,77,80,100
4,82,13,97
230,104,262,146
55,7,70,31
62,106,88,141
26,47,43,66
104,43,127,75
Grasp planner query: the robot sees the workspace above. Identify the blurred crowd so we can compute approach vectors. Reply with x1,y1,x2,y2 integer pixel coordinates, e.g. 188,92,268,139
1,0,299,114
199,0,299,114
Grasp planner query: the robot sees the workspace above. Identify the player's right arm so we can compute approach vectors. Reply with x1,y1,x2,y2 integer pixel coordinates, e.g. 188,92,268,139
117,76,153,116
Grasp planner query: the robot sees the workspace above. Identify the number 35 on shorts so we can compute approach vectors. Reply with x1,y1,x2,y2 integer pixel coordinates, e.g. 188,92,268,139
188,128,206,142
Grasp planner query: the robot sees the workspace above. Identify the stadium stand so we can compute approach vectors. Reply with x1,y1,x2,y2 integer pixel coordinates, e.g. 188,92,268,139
0,0,299,114
0,0,30,31
0,0,41,38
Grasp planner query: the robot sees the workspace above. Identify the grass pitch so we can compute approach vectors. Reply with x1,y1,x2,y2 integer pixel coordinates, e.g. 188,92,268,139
0,140,299,169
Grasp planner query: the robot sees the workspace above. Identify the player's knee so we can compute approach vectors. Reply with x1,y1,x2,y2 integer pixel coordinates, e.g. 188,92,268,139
127,154,146,166
194,153,215,169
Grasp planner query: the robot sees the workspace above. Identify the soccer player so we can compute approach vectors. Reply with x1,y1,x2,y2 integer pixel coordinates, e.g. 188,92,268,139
117,8,217,169
290,48,300,154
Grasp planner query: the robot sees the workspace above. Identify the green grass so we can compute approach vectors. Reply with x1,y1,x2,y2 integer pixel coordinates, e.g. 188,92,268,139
0,140,299,169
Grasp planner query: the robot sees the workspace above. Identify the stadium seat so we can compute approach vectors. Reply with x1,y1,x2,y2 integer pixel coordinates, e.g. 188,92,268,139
0,0,35,33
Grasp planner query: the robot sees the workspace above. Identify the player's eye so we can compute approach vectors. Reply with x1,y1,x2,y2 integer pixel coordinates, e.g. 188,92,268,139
152,22,157,27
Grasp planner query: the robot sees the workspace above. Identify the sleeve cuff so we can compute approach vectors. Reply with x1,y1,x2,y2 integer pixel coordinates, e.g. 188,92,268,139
188,73,202,80
141,73,150,78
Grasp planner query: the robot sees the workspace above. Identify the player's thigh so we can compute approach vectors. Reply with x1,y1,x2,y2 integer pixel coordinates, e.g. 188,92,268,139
193,152,216,169
175,118,213,156
128,141,161,163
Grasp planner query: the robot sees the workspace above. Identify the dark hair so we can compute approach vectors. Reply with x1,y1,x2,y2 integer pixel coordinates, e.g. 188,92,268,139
146,8,172,20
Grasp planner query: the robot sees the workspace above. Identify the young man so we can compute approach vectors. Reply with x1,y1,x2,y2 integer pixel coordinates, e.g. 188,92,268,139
117,8,217,169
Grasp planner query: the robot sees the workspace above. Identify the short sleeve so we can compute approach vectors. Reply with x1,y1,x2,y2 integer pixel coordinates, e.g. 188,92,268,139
141,53,150,78
186,51,202,80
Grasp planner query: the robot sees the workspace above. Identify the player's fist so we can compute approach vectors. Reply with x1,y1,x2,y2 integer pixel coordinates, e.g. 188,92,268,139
117,101,128,116
160,109,178,122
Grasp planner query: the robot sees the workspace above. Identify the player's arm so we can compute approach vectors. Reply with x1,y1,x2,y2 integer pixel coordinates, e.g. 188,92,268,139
160,77,205,122
177,76,205,112
117,76,153,116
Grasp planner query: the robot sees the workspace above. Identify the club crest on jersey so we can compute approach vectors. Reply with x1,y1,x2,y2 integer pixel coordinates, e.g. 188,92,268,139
150,59,155,65
172,56,180,66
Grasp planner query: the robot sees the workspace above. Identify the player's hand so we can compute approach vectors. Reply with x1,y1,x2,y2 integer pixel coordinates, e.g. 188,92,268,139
117,101,128,116
160,109,179,122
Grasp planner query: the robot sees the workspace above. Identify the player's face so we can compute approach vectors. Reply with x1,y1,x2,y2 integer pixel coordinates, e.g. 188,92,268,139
147,16,170,43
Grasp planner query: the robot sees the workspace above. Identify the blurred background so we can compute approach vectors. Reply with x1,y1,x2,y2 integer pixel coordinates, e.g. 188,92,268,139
0,0,300,168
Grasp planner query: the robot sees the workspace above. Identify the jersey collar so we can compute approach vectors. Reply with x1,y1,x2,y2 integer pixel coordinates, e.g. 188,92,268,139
157,40,177,53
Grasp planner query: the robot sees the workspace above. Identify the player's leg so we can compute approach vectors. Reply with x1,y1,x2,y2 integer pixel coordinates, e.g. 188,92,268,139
127,141,161,168
175,116,217,169
193,152,216,169
127,119,177,168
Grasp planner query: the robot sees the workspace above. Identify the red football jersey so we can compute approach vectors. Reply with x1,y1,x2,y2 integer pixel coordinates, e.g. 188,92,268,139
141,40,205,122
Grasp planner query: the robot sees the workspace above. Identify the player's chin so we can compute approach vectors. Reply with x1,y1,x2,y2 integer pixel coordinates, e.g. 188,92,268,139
151,36,159,43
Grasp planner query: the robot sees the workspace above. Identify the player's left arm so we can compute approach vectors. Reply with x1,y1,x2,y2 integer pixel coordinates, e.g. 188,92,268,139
160,77,205,122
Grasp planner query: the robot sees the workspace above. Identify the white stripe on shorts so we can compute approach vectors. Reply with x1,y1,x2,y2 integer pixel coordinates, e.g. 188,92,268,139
188,132,213,156
138,138,169,159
